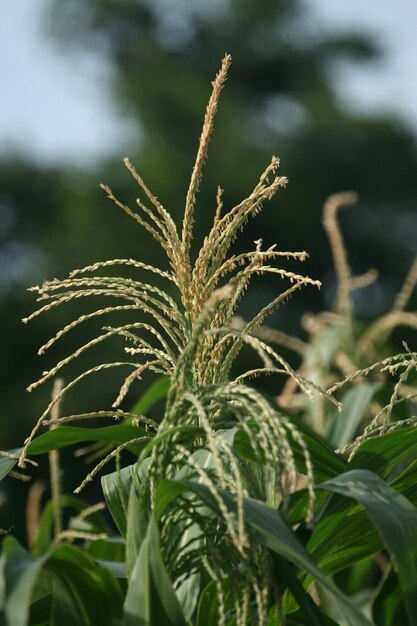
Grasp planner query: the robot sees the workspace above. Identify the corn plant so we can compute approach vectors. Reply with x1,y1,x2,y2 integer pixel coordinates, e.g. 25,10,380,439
261,191,417,455
1,55,417,626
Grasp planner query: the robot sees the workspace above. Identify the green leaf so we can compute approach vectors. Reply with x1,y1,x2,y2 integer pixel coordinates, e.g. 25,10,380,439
46,544,123,626
93,559,127,580
196,580,232,626
234,419,347,481
125,459,152,576
351,425,417,480
31,495,88,557
327,384,380,449
305,427,417,580
86,538,126,566
288,417,348,481
287,489,328,526
154,481,187,522
153,435,238,621
102,464,135,537
0,450,20,481
85,534,126,584
271,554,329,626
27,424,149,455
130,376,170,416
286,608,340,625
28,593,53,626
157,486,201,620
124,516,187,626
372,568,405,626
178,480,374,626
0,540,123,626
0,537,47,626
318,469,417,625
138,426,205,463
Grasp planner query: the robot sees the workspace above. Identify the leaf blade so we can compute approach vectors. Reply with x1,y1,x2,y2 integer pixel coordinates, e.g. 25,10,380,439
318,469,417,625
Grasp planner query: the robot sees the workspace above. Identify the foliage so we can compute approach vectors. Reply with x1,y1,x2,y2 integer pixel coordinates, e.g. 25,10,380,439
1,57,417,625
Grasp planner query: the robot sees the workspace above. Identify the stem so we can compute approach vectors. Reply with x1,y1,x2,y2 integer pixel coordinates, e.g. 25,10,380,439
49,378,64,539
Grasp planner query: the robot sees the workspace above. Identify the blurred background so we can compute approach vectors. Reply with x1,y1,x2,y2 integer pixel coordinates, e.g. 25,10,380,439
1,0,417,537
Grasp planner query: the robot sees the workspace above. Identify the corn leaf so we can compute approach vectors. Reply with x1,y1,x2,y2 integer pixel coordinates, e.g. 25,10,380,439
318,469,417,626
178,480,374,626
124,516,187,626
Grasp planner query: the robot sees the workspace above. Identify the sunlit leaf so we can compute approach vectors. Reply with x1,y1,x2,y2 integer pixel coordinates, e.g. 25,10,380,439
318,469,417,625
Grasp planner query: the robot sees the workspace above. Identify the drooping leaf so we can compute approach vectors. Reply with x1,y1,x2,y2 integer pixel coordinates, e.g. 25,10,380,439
154,480,188,522
287,488,328,526
85,536,127,584
318,469,417,625
27,425,149,456
306,427,417,578
0,541,123,626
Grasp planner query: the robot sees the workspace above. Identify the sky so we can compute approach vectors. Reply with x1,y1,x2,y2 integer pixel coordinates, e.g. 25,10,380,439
0,0,137,164
1,0,417,165
308,0,417,127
